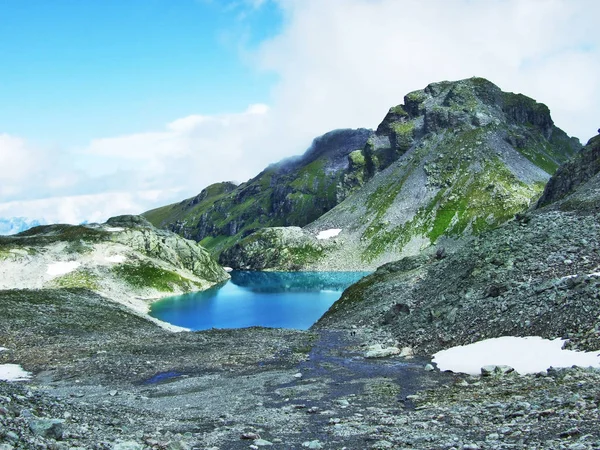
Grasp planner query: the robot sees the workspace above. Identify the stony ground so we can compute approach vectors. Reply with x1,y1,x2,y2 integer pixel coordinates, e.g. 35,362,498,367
1,288,600,449
317,206,600,356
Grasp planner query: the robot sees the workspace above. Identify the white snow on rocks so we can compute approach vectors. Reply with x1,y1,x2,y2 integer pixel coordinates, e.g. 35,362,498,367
316,228,342,240
433,336,600,375
224,267,234,273
105,255,126,263
46,261,81,277
0,347,6,352
0,364,31,382
105,227,125,232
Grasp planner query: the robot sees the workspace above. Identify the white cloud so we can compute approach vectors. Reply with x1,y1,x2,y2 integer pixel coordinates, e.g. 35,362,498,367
0,134,46,198
0,104,276,225
81,103,273,186
2,0,599,226
0,190,181,225
256,0,600,142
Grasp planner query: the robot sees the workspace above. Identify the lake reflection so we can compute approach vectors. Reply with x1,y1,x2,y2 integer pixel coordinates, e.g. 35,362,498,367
149,271,369,330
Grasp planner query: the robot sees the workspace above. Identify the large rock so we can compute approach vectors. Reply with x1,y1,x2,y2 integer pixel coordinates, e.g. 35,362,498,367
28,417,65,440
364,344,401,358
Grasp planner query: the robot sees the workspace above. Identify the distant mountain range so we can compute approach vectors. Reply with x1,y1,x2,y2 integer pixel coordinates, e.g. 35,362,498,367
0,217,45,236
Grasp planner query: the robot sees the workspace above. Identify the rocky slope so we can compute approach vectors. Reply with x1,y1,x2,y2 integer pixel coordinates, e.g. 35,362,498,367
316,133,600,355
537,133,600,208
1,288,599,449
0,215,228,327
222,77,581,270
143,128,372,257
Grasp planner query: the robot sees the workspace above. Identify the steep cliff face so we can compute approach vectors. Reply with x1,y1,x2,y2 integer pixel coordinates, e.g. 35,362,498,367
222,77,581,270
316,132,600,355
0,215,229,322
143,128,372,256
537,134,600,208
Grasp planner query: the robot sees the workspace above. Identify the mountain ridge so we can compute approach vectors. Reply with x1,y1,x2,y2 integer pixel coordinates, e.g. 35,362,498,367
219,77,581,270
0,214,229,329
143,128,373,256
316,132,600,356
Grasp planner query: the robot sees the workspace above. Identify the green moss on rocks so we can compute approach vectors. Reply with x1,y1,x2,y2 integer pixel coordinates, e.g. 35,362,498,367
112,262,193,292
51,269,100,290
389,105,409,117
348,149,366,168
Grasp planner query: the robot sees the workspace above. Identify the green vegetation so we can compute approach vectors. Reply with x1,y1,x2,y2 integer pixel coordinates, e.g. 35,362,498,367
405,90,427,105
51,269,100,290
364,378,402,401
443,83,479,111
360,127,547,262
112,261,192,292
389,105,409,117
143,148,360,258
348,149,366,168
391,121,415,152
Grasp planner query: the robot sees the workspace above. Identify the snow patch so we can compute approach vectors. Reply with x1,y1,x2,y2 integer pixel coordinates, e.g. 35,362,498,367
47,261,81,277
0,347,6,352
316,228,342,240
433,336,600,375
105,227,124,232
223,267,234,273
105,255,126,263
0,364,31,381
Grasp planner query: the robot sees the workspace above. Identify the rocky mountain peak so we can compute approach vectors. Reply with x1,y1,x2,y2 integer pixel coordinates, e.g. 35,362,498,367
221,78,581,270
275,128,373,174
381,77,553,139
365,77,578,177
184,182,239,208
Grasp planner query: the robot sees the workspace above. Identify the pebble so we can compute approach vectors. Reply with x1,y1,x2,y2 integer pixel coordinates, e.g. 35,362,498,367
302,440,324,449
112,442,143,450
241,433,260,440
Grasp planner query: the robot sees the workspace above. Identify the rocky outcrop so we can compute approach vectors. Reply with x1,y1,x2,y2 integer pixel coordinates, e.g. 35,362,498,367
221,227,339,271
316,132,600,355
143,129,373,256
537,134,600,208
222,78,580,270
0,215,229,325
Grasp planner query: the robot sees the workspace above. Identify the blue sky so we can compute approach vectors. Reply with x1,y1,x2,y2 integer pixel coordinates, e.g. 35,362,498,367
1,0,599,225
0,0,281,145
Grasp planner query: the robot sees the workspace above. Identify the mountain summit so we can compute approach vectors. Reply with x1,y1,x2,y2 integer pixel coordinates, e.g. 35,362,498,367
145,77,580,270
218,77,580,270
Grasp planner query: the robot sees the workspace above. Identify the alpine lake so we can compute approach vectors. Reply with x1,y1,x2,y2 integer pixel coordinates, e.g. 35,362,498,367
149,271,370,330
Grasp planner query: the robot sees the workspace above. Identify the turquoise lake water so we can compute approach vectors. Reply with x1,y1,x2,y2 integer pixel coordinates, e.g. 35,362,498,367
149,271,370,330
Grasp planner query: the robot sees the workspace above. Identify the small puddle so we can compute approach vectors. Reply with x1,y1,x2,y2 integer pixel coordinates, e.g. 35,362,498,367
143,371,184,384
295,330,456,403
